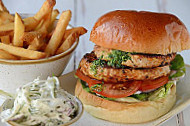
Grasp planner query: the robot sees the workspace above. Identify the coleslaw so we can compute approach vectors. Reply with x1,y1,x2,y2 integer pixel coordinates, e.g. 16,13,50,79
0,77,78,126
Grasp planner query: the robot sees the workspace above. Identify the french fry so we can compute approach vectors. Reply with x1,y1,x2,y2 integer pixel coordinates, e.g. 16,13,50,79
27,38,40,51
0,11,14,24
34,0,56,21
0,30,13,36
0,0,87,61
56,27,87,54
63,29,74,39
35,19,44,31
40,43,47,52
43,11,52,29
9,32,14,43
0,0,9,13
0,43,46,59
35,11,52,31
45,10,71,56
0,7,14,35
63,27,87,41
1,35,10,44
0,22,14,31
47,29,54,39
0,17,39,35
48,9,59,32
21,24,48,45
51,9,59,24
13,13,25,47
21,32,38,44
37,24,48,37
27,37,46,51
56,33,77,54
0,49,18,60
45,27,87,42
23,17,39,31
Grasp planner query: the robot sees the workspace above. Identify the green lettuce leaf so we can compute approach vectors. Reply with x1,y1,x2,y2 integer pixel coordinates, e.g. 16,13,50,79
148,81,174,101
170,54,185,70
131,81,175,101
131,93,149,101
169,70,185,79
169,54,186,80
80,80,91,92
148,87,166,101
165,82,174,95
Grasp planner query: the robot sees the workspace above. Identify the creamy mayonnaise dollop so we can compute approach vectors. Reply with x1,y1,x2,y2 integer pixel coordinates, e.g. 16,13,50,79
0,77,78,126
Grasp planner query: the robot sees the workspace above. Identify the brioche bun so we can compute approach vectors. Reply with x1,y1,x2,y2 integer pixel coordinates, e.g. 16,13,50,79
90,10,190,55
75,79,176,123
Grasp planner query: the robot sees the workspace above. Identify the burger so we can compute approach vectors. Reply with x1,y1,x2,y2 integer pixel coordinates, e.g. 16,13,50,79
75,10,190,123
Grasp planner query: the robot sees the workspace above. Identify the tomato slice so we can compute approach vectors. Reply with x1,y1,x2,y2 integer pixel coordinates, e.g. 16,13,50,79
76,69,141,98
92,81,141,98
75,69,102,85
139,75,169,92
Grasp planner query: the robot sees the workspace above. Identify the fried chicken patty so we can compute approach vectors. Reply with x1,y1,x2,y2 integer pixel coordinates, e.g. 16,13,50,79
94,45,176,68
79,53,170,83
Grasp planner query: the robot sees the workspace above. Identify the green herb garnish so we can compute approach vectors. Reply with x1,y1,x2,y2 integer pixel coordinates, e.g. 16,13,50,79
90,84,103,92
90,50,131,74
107,50,131,68
90,55,106,75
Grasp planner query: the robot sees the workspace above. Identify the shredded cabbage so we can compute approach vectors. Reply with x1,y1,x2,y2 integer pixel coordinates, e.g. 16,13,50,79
0,77,78,126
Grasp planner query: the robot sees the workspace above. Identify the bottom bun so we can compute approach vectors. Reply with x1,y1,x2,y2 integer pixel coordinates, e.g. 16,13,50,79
75,79,176,123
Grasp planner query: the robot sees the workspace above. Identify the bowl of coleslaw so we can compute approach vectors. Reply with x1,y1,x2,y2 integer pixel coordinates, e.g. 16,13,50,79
0,76,83,126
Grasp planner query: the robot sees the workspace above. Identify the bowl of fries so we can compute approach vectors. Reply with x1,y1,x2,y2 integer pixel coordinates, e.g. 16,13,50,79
0,0,87,93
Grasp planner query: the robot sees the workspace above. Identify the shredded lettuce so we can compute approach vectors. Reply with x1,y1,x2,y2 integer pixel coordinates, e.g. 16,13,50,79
0,89,15,99
148,87,166,101
147,82,174,101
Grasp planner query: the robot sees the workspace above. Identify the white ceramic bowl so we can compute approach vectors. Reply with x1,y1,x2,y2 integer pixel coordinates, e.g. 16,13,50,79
0,41,78,93
0,14,78,93
0,95,83,126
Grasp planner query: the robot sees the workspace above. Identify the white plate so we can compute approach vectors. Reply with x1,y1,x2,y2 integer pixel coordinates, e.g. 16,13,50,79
1,65,190,126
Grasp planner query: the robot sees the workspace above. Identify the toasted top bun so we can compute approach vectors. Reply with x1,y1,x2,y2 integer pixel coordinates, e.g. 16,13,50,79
75,79,176,123
90,10,190,55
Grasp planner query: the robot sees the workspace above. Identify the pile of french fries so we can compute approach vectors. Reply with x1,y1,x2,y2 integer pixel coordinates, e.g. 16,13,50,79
0,0,87,60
